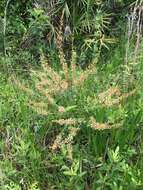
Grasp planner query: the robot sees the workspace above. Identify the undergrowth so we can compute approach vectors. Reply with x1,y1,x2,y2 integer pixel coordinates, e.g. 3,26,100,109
0,38,143,189
0,1,143,189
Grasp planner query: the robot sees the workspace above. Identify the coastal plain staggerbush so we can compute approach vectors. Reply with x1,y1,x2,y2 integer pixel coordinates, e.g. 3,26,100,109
1,38,143,189
1,0,143,189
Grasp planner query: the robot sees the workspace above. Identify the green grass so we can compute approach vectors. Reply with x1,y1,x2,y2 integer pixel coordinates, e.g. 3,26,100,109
0,43,143,190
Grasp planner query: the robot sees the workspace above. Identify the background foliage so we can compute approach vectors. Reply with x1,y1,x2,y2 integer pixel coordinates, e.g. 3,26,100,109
0,0,143,190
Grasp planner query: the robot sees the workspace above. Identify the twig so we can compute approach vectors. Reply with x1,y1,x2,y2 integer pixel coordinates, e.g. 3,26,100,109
3,0,11,56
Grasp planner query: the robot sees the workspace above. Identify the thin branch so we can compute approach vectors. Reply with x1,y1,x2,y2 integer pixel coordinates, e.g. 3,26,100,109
3,0,11,56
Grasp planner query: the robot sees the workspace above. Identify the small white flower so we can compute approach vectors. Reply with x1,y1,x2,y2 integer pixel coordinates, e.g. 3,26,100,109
64,25,72,37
